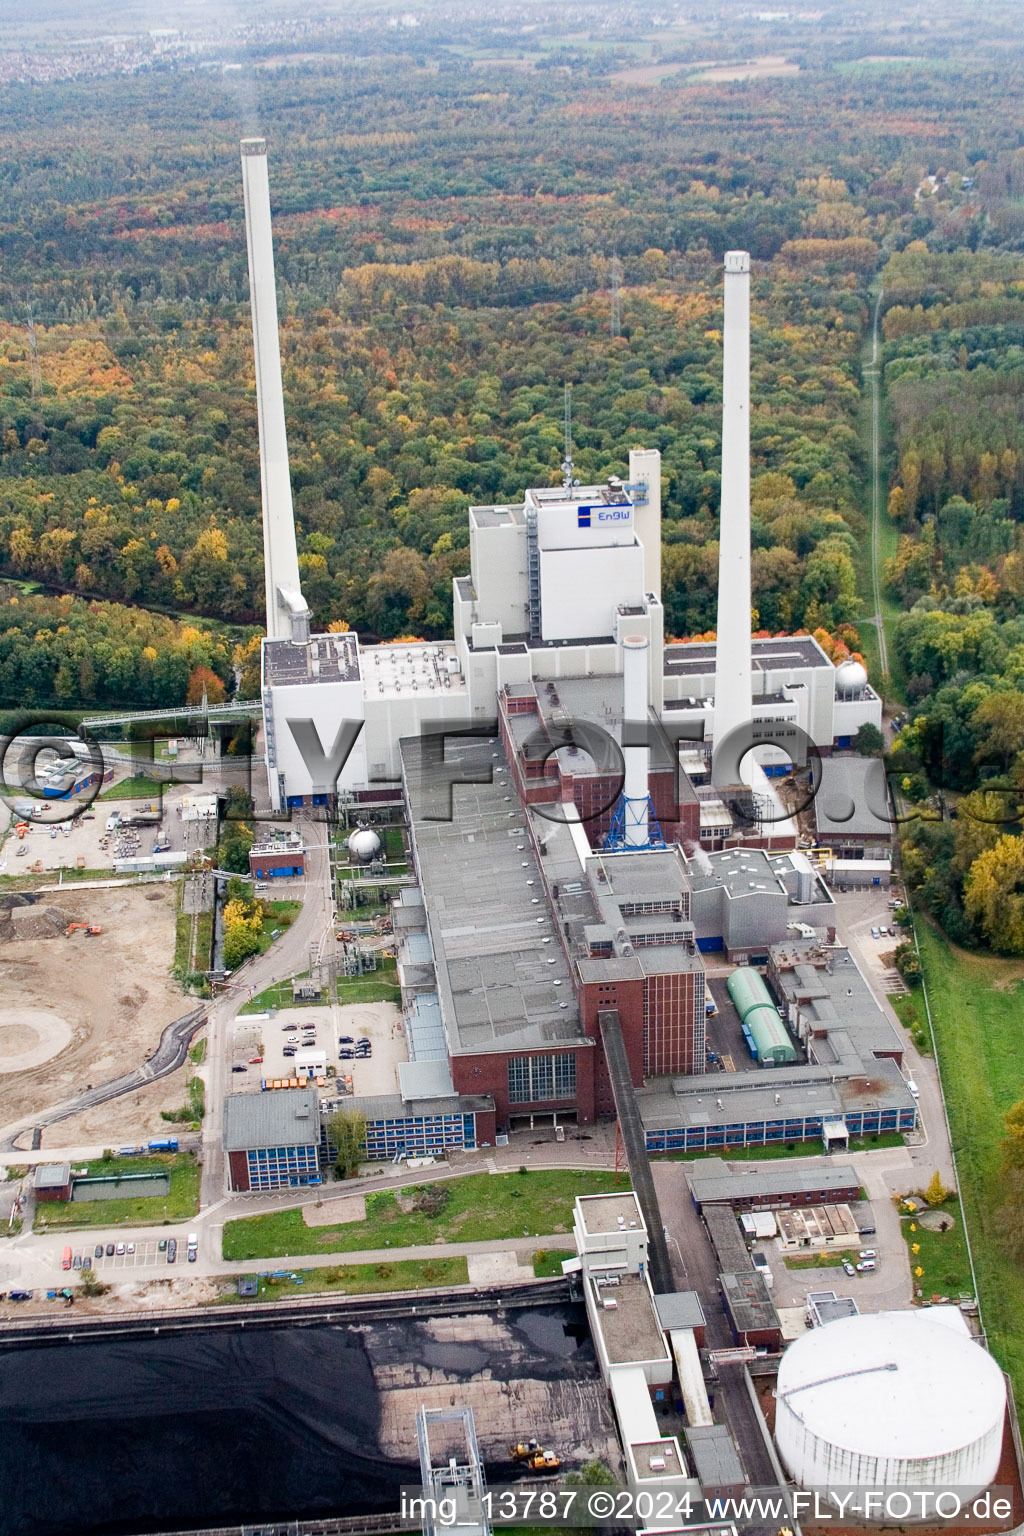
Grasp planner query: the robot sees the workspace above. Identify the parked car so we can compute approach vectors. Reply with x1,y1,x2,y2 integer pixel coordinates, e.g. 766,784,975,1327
249,1056,263,1064
907,1077,920,1097
857,1260,876,1273
357,1037,371,1046
283,1024,298,1032
231,1064,247,1073
94,1244,103,1260
283,1047,297,1057
158,1239,167,1252
859,1249,877,1260
870,925,880,939
8,1290,32,1301
126,1242,135,1254
167,1239,177,1263
106,1243,115,1257
339,1035,354,1044
72,1254,83,1270
62,1246,72,1270
339,1049,354,1059
842,1259,856,1276
115,1243,125,1256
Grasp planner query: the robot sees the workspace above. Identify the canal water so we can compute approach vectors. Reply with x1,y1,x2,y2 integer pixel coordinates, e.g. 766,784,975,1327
0,1304,591,1536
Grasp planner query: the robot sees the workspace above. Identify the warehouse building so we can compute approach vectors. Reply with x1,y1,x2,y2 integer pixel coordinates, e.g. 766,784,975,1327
719,1269,781,1349
223,1089,322,1191
639,1055,916,1154
686,848,834,960
347,1092,496,1161
687,1157,861,1213
812,756,894,860
767,940,904,1067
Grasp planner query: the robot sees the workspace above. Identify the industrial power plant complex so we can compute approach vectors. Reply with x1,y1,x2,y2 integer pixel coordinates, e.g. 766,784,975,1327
4,130,1014,1536
230,138,909,1167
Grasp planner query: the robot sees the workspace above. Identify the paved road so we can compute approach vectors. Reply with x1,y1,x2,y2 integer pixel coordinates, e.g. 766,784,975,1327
830,886,955,1188
12,1226,569,1294
199,813,337,1208
652,1158,779,1489
864,283,889,682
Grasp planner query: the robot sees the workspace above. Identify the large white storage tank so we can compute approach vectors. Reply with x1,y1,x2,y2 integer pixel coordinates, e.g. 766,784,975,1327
775,1312,1005,1492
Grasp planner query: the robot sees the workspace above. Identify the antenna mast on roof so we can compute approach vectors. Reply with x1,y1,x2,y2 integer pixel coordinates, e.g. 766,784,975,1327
609,255,623,338
561,382,575,491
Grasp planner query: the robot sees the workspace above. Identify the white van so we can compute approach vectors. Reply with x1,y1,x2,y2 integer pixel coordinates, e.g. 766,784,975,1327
906,1078,919,1098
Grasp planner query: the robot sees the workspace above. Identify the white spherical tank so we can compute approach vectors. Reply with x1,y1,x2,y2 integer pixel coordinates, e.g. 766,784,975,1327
775,1313,1005,1493
347,828,382,864
835,658,869,696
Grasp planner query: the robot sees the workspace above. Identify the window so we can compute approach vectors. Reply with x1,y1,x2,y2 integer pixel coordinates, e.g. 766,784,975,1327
508,1053,577,1104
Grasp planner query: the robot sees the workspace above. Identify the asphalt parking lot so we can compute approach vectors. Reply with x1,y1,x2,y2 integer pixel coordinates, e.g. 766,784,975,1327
73,1238,182,1270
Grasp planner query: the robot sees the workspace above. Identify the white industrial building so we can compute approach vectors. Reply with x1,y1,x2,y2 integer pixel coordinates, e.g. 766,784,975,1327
774,1310,1006,1493
239,140,882,832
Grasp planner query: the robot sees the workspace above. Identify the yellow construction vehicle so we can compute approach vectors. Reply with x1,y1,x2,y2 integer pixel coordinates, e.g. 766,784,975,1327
509,1440,560,1472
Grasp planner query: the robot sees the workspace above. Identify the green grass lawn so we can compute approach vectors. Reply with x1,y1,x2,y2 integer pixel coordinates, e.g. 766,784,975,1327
532,1248,575,1278
239,960,400,1015
784,1249,860,1270
33,1154,199,1231
914,920,1024,1407
222,1169,629,1262
98,775,163,801
657,1132,905,1163
223,1255,469,1302
902,1197,974,1300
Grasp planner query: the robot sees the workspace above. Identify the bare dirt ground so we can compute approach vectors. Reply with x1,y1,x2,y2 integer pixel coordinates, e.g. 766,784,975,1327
695,55,799,80
0,884,187,1139
303,1194,367,1227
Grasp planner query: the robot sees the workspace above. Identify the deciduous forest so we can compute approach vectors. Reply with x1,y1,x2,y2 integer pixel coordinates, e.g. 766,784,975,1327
3,0,1024,950
0,0,1018,711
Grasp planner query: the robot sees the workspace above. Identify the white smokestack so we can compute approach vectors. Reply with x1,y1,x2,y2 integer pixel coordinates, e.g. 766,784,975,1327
240,138,309,644
628,446,662,603
712,251,752,758
622,634,650,848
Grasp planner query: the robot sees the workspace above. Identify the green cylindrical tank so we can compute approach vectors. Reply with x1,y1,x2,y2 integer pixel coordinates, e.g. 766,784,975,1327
727,967,798,1066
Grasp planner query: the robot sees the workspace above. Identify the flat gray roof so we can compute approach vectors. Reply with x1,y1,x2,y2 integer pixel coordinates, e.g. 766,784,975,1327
654,1290,707,1332
35,1162,71,1186
770,943,902,1060
664,635,832,677
401,735,586,1055
813,755,893,840
348,1092,494,1118
689,847,787,899
589,1271,670,1366
703,1204,754,1269
638,1051,916,1133
578,1192,644,1234
686,1424,746,1489
262,632,360,687
223,1089,320,1151
720,1269,779,1335
688,1157,859,1207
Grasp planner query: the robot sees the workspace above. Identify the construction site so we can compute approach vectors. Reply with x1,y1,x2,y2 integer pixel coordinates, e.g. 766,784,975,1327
0,883,188,1147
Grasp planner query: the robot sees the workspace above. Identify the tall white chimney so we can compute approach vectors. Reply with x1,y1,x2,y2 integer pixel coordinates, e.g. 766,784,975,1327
712,251,752,757
240,138,309,644
628,446,662,603
622,634,650,848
